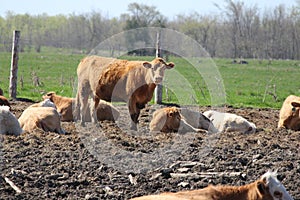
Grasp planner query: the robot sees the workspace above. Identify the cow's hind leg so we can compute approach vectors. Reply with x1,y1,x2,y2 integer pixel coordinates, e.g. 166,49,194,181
79,84,90,126
91,96,101,127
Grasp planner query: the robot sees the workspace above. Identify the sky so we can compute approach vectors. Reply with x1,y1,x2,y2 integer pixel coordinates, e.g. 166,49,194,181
0,0,298,19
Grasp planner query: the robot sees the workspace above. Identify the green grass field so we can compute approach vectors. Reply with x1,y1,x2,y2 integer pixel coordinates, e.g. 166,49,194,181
0,48,299,109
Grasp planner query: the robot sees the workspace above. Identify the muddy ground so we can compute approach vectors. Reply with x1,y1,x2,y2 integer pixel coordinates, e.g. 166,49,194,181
0,100,299,199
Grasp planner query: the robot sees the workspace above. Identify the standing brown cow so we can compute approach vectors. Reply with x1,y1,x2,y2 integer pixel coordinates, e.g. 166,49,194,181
75,56,174,130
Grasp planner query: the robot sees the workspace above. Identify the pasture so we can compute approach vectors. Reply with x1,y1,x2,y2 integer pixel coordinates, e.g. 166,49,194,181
0,49,299,199
1,101,299,199
0,49,299,108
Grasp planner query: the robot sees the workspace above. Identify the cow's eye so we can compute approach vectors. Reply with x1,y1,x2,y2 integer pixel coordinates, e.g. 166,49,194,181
273,191,282,198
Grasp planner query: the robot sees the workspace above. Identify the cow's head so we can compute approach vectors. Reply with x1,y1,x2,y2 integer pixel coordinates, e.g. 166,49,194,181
143,57,174,84
258,171,294,200
291,100,300,114
165,107,181,130
43,91,56,101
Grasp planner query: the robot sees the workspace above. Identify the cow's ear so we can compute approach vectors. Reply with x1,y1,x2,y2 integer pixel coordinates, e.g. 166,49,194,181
143,62,152,69
166,62,175,69
257,181,267,195
46,92,55,96
167,111,174,117
291,101,300,108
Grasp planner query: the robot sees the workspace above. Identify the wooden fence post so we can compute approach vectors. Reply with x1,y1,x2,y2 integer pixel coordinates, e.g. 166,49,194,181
155,31,162,104
9,30,20,99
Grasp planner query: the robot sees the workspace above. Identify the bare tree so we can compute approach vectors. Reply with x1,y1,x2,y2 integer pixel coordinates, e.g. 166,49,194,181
224,0,245,58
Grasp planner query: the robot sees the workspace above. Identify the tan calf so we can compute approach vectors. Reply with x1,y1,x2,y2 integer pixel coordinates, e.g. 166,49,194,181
149,107,206,133
18,107,65,134
43,91,119,122
278,95,300,130
43,92,73,121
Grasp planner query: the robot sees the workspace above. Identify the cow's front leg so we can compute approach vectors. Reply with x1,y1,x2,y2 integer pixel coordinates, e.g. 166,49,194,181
130,113,139,131
128,98,139,131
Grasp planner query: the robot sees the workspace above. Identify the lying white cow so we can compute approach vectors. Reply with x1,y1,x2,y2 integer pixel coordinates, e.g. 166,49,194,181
18,107,65,134
29,99,57,109
203,110,256,134
0,105,23,135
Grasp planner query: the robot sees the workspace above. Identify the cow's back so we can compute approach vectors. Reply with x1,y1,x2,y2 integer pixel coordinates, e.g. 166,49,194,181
131,185,217,200
77,56,116,92
96,59,147,101
19,107,63,133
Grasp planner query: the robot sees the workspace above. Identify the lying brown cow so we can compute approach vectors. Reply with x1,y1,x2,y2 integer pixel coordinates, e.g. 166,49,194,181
0,95,10,109
75,56,174,130
278,95,300,130
18,107,65,134
149,107,206,133
131,171,294,200
44,91,119,122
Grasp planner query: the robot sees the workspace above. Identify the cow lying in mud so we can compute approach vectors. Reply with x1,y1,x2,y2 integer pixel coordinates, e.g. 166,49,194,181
179,108,218,133
131,171,294,200
18,107,65,134
0,105,23,135
43,91,119,122
75,56,174,130
278,95,300,130
203,110,256,134
149,107,208,133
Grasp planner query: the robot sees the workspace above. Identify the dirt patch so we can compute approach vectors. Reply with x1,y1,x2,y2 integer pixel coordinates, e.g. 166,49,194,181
0,100,299,199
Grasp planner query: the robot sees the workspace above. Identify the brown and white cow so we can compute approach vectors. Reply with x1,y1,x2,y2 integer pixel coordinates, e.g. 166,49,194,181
278,95,300,130
130,171,294,200
75,56,174,130
44,91,119,122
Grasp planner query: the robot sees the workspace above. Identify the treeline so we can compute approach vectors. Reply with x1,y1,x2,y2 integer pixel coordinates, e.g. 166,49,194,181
0,0,300,59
